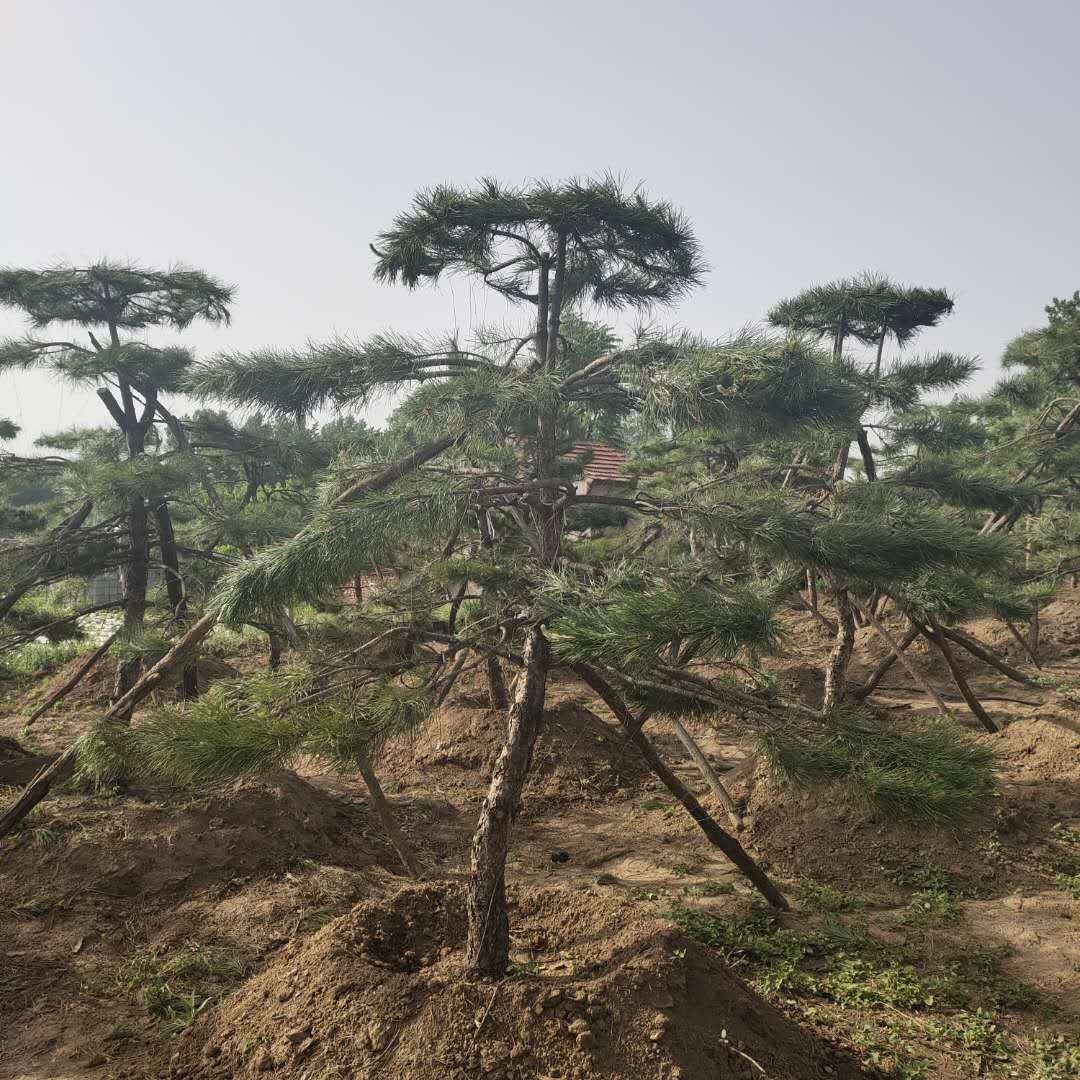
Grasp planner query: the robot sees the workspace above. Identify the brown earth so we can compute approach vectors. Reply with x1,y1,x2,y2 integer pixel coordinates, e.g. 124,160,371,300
169,882,871,1080
3,595,1080,1077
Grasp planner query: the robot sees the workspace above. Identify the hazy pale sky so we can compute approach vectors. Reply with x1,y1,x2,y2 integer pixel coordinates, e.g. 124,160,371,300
2,0,1077,449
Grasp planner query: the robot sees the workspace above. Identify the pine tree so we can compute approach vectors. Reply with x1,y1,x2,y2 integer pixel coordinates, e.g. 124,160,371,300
182,176,739,975
0,264,234,697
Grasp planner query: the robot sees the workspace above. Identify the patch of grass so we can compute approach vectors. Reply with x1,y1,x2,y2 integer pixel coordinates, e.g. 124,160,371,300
1016,1033,1080,1078
1055,872,1080,899
119,943,247,1032
792,881,865,913
683,880,735,898
902,887,961,927
0,639,85,677
670,906,1039,1033
677,894,1042,1077
12,894,64,919
881,860,963,893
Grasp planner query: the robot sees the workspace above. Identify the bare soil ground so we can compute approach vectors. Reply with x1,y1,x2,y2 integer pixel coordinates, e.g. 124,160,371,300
3,597,1080,1078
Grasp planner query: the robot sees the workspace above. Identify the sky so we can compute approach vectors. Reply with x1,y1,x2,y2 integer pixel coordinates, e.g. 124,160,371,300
1,0,1078,451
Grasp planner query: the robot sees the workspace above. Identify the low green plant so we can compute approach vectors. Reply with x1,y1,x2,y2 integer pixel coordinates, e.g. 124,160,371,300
683,880,735,898
792,881,865,913
759,712,998,825
119,943,246,1032
902,887,961,927
1016,1033,1080,1078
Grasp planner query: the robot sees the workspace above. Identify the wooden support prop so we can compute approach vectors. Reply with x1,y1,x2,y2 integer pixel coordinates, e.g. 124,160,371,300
856,605,953,721
25,632,118,728
668,716,743,829
574,664,788,911
916,619,999,734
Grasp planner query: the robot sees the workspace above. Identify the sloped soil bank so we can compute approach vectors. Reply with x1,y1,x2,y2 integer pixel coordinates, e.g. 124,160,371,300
0,774,412,1079
172,883,873,1080
0,734,55,785
383,695,647,807
736,713,1080,898
3,771,389,901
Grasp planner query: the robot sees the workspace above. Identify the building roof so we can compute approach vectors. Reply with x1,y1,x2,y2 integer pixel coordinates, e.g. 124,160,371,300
565,441,629,482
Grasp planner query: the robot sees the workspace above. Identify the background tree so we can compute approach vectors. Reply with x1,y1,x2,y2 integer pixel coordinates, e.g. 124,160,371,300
0,264,233,696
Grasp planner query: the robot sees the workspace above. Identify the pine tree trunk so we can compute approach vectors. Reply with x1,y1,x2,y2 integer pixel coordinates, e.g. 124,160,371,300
153,501,198,699
823,587,856,708
113,491,150,700
466,626,549,978
485,654,509,710
355,746,421,878
575,664,788,910
873,325,887,380
267,631,283,671
855,428,877,481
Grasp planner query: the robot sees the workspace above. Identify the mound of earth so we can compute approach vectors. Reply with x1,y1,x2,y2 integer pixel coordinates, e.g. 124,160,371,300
736,711,1080,897
1,772,395,902
996,711,1080,785
737,770,1002,896
19,653,241,714
0,734,55,785
171,883,871,1080
383,694,646,804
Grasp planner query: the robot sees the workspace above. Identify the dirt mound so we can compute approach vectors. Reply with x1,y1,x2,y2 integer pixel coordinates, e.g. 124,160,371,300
0,734,55,785
173,882,871,1080
21,653,241,714
739,711,1080,897
2,772,392,902
739,770,1001,896
995,712,1080,785
383,695,647,804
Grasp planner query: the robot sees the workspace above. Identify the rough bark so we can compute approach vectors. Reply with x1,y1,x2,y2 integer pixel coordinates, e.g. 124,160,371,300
575,664,788,911
153,500,198,699
485,654,509,710
466,627,550,977
855,428,877,481
355,747,421,878
112,489,150,700
823,587,856,708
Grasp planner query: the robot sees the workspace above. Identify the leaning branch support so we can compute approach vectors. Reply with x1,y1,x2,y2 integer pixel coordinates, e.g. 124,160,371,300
574,664,788,911
0,611,218,840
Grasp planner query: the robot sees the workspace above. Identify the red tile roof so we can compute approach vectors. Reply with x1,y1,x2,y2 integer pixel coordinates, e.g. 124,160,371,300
564,442,629,481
